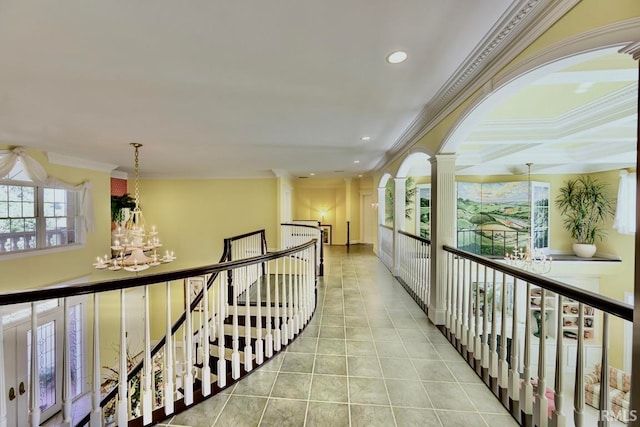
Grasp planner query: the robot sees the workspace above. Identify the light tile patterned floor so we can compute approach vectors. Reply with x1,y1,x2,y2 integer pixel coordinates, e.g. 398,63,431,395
159,245,518,427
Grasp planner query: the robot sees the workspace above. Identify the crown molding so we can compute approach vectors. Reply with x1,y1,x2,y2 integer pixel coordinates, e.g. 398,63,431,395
46,152,118,173
620,41,640,60
375,0,580,172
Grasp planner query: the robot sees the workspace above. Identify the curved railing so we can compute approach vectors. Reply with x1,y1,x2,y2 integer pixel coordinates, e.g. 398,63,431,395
0,228,318,427
281,223,324,276
442,245,633,426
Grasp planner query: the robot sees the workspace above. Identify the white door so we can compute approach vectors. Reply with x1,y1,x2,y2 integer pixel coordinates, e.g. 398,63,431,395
362,193,375,244
4,309,63,426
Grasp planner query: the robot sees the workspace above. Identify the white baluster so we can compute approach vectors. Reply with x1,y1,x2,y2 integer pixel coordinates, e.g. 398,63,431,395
244,267,254,372
535,288,549,427
294,257,301,334
217,275,227,388
456,257,462,339
164,282,175,416
461,259,469,348
183,280,194,405
451,255,458,338
61,298,72,427
288,256,295,340
117,291,128,426
90,294,102,426
573,302,585,427
508,279,520,401
481,266,490,374
282,257,289,345
255,262,264,365
201,277,211,397
520,282,533,416
445,252,452,331
274,258,282,351
142,285,153,425
489,269,498,380
553,294,566,426
231,269,241,379
473,262,482,365
499,272,509,390
598,313,610,427
265,259,273,358
29,302,40,427
467,260,476,355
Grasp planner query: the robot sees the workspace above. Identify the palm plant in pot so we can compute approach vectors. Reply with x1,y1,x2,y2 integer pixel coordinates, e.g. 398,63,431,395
555,175,615,258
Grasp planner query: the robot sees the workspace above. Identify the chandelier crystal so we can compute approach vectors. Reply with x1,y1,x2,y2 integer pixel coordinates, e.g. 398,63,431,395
94,143,175,272
504,163,552,274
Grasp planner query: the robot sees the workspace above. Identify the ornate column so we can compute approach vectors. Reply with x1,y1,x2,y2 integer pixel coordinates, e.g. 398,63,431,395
393,177,406,276
376,186,385,255
429,154,456,325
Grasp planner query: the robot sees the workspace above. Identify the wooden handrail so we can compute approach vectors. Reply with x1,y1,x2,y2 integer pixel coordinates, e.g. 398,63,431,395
398,230,431,245
443,245,632,321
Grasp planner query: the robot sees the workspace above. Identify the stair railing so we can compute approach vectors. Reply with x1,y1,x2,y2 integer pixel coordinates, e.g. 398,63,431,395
397,230,431,312
0,229,318,427
281,223,324,276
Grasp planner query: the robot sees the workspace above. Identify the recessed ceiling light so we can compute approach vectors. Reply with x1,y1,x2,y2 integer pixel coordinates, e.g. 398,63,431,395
358,174,363,178
354,160,360,164
361,136,371,141
386,50,408,64
310,173,315,176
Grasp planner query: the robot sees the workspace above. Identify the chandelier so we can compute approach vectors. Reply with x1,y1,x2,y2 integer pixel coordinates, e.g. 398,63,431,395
504,163,552,274
94,143,175,272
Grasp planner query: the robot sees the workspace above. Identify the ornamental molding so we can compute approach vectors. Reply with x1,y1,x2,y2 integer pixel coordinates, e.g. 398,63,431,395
377,0,580,172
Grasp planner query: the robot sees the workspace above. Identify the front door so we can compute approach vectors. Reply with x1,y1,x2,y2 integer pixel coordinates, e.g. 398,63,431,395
4,308,62,425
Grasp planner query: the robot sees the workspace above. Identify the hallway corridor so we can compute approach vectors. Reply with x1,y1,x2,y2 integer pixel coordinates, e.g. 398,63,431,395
159,245,517,426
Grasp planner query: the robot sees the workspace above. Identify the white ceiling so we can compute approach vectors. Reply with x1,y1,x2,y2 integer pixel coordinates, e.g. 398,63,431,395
0,0,523,179
0,2,635,181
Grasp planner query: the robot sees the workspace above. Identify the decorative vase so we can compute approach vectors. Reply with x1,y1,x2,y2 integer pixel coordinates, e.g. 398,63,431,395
573,243,596,258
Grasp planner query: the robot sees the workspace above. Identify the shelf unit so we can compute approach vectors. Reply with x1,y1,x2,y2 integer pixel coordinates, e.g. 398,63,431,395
529,286,556,339
561,298,596,341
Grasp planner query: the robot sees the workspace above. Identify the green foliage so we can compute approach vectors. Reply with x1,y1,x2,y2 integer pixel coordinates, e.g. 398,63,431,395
555,176,615,244
385,177,417,224
111,194,136,224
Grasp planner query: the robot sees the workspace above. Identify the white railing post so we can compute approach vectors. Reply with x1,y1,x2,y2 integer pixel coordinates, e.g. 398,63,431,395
90,294,102,427
201,278,211,397
598,313,610,427
508,279,520,402
553,294,566,427
461,259,469,348
217,274,227,388
142,285,153,425
231,270,241,379
521,282,533,417
164,282,175,416
274,259,281,352
117,291,128,427
255,262,264,365
61,298,72,427
573,302,585,427
498,273,509,391
534,288,549,427
183,280,194,405
243,267,254,372
28,302,40,427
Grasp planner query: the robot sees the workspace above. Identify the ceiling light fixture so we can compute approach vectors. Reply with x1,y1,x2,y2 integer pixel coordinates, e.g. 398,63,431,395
94,143,175,271
354,160,360,164
310,173,315,176
361,136,371,141
386,51,408,64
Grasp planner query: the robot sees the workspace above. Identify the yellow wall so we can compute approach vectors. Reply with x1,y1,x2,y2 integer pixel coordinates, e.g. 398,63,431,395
139,178,278,266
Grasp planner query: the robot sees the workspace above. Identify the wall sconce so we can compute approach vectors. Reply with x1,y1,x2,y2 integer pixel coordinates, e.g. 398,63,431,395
319,210,326,224
371,202,379,209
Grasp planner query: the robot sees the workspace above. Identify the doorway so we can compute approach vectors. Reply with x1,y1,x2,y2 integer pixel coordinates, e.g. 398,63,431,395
361,192,374,244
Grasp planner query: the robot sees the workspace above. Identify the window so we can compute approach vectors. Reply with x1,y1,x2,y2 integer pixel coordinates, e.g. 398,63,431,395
0,160,80,253
415,184,430,239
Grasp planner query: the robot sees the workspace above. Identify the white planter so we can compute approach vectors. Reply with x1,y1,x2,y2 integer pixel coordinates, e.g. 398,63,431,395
573,243,596,258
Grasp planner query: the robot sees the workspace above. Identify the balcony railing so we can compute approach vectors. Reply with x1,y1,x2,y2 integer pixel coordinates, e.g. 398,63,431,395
442,245,633,426
397,230,431,312
378,224,393,271
0,227,319,427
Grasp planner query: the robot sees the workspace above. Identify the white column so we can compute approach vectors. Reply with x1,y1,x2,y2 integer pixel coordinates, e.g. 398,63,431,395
376,186,385,255
429,153,456,325
393,177,406,276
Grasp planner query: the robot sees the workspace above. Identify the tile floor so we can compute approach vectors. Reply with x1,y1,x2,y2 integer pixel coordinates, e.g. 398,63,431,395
159,244,518,427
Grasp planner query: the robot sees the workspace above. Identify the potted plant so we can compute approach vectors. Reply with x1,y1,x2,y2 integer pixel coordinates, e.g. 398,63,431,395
555,176,615,258
111,194,136,230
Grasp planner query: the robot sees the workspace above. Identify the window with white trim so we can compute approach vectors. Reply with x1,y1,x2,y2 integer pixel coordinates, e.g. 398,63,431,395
0,160,81,253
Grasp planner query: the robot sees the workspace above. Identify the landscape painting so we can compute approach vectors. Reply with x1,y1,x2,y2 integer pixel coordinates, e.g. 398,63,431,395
457,181,531,256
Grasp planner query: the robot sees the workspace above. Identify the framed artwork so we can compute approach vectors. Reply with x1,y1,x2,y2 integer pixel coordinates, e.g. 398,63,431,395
321,225,332,245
